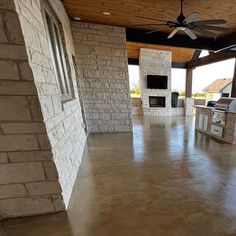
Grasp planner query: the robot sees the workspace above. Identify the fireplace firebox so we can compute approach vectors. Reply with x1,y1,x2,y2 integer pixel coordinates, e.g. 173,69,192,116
149,96,166,107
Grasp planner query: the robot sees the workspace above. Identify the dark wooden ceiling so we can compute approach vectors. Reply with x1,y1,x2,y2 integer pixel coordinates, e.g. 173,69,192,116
64,0,236,38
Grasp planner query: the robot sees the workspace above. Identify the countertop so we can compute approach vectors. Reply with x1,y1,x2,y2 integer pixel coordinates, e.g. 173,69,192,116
194,105,236,114
194,105,215,111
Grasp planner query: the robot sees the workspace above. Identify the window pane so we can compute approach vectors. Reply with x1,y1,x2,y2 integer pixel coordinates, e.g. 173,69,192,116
53,23,69,94
45,13,65,94
44,10,70,96
128,65,140,98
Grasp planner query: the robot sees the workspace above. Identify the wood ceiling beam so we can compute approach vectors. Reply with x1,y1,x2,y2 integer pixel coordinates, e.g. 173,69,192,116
128,58,139,65
187,51,236,69
126,28,216,51
192,50,202,60
172,62,187,69
215,32,236,52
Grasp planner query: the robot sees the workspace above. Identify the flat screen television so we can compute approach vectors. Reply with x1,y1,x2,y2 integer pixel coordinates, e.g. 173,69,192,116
147,75,168,89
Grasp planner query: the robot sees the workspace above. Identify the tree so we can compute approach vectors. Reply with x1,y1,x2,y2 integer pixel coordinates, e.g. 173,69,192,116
130,85,140,97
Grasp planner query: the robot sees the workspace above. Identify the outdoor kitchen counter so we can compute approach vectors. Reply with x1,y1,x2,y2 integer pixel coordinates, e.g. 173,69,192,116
194,105,214,110
195,105,236,144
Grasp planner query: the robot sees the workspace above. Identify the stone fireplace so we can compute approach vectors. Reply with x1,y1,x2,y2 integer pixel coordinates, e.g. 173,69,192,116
149,96,166,107
139,48,172,116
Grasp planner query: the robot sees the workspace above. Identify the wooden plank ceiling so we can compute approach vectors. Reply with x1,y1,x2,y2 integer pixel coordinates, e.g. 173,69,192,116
127,42,195,62
64,0,236,37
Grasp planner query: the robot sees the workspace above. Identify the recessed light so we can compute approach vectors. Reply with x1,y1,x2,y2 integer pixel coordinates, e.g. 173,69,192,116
73,16,81,21
102,11,111,16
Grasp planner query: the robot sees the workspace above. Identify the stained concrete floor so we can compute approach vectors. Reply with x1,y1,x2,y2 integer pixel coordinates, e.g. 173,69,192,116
2,116,236,236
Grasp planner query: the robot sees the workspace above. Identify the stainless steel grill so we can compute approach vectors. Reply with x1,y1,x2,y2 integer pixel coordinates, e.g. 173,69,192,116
212,98,236,126
215,97,236,112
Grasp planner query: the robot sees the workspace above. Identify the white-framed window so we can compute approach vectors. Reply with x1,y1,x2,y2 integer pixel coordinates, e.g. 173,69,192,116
42,3,71,99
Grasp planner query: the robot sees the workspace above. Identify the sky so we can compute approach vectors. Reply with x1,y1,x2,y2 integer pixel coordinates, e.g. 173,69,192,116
128,51,235,93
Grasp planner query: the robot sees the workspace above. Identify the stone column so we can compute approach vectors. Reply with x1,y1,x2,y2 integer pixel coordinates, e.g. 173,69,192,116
185,69,194,116
139,48,172,116
184,98,194,116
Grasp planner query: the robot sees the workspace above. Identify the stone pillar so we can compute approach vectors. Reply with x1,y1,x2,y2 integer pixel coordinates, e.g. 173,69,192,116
184,98,194,116
184,68,194,116
185,68,193,98
231,61,236,97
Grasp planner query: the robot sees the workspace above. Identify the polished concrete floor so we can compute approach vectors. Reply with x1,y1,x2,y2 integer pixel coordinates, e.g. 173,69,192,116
2,116,236,236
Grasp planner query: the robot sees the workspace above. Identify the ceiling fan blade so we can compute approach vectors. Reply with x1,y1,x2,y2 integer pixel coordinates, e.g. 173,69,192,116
159,12,179,23
195,25,231,32
189,19,226,26
135,15,169,23
184,28,197,40
183,12,200,24
167,29,179,39
146,27,171,34
192,28,218,38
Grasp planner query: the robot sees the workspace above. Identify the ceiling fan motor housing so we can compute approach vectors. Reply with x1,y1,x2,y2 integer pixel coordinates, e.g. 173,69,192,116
177,13,185,24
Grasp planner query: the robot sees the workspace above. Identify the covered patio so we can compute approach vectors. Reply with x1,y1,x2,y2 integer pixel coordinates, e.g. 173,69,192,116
0,0,236,235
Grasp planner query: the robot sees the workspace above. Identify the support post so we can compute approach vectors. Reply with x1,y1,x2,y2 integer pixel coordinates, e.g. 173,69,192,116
231,60,236,97
185,68,194,116
185,68,193,98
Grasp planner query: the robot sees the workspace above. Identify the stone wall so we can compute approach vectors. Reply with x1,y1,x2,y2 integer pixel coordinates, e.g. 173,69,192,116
194,99,206,106
14,0,87,208
139,48,172,116
71,22,132,133
0,1,64,219
0,0,87,219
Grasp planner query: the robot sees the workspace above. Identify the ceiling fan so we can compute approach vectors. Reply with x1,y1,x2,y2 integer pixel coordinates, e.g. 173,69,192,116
134,0,230,40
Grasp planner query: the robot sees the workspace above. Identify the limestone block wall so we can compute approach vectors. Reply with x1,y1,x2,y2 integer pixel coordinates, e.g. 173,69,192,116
13,0,87,208
223,113,236,144
139,48,172,116
0,1,64,219
71,22,132,133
